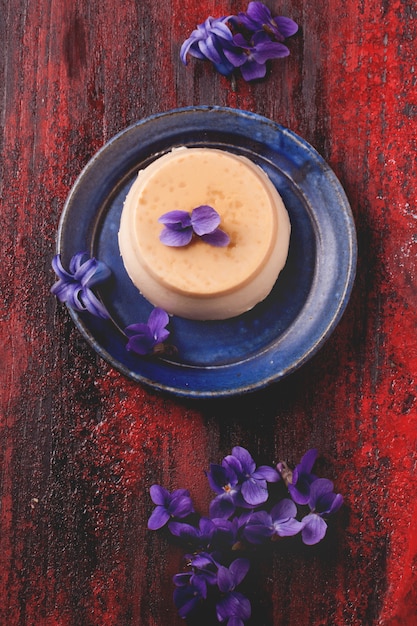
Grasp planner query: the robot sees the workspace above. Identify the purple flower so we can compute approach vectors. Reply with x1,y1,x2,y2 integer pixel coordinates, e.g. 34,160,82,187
180,15,235,76
158,205,230,248
51,252,111,319
216,559,251,625
169,517,217,548
223,446,280,507
278,448,318,505
147,484,194,530
124,307,170,356
207,464,241,519
233,2,298,42
173,572,208,619
223,31,290,81
301,478,344,545
243,498,304,544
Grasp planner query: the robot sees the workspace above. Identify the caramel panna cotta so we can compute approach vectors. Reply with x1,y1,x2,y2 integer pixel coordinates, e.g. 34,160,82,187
118,147,291,320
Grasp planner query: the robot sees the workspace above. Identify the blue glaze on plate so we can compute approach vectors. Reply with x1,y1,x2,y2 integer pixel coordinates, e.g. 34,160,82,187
56,106,357,397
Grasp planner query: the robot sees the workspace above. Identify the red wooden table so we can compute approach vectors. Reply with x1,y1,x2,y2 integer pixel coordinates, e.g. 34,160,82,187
1,1,417,624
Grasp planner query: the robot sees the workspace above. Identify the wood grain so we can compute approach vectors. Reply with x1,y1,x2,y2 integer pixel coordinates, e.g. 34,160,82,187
1,0,417,624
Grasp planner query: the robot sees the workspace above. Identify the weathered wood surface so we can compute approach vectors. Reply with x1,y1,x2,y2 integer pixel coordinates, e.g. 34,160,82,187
1,1,417,624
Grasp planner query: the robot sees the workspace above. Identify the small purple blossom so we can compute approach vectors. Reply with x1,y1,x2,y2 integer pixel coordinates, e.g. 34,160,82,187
148,446,343,623
223,446,280,507
232,2,298,42
158,205,230,248
278,448,318,505
169,517,217,548
124,307,170,356
207,463,241,519
180,15,235,76
301,478,344,545
173,571,208,619
243,498,304,544
223,31,291,81
180,2,298,82
51,252,111,319
147,484,194,530
216,559,251,625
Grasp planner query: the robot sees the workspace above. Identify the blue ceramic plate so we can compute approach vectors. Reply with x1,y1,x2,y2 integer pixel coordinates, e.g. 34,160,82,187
56,106,357,398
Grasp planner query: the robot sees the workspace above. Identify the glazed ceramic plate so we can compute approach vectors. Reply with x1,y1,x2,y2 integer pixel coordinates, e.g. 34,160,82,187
56,106,357,398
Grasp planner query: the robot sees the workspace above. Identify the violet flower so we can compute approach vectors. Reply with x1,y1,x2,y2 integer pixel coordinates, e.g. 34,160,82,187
232,2,298,42
147,484,194,530
173,572,208,619
301,478,344,545
216,559,251,626
51,252,111,319
243,498,304,544
158,205,230,248
278,448,318,505
124,307,170,356
223,31,291,81
207,463,241,519
169,517,217,549
222,446,280,507
180,15,235,76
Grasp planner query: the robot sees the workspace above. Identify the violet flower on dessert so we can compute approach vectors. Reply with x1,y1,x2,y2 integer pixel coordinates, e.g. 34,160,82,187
147,484,194,530
51,252,111,319
158,205,230,247
180,15,235,77
301,478,344,545
124,307,170,356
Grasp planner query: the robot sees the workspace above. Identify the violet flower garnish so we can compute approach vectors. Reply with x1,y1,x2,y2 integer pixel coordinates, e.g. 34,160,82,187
147,484,194,530
216,559,251,626
223,31,291,81
125,307,170,356
243,498,304,544
180,2,298,82
180,15,235,77
51,252,111,319
301,478,344,545
158,205,230,248
231,2,298,43
148,446,343,625
222,445,280,507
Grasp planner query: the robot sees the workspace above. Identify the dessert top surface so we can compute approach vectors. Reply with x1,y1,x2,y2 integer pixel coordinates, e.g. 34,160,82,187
128,148,282,297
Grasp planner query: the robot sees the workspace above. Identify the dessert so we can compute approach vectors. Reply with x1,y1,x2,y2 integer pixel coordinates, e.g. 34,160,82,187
118,147,291,320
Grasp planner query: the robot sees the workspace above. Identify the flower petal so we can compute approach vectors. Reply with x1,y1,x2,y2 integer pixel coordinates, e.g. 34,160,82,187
158,210,191,227
200,228,230,247
147,307,170,340
149,484,170,505
301,513,328,545
241,477,268,506
191,205,220,235
147,506,170,530
160,226,193,247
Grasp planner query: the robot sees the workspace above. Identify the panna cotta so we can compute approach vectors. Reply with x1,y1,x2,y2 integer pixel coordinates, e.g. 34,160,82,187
118,147,291,320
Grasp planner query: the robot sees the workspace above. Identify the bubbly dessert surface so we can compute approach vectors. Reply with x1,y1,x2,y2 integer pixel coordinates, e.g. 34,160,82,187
132,148,277,296
118,147,291,319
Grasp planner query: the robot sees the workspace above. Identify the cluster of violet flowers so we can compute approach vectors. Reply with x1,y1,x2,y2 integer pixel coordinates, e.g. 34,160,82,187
148,446,343,625
51,252,171,356
180,2,298,82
